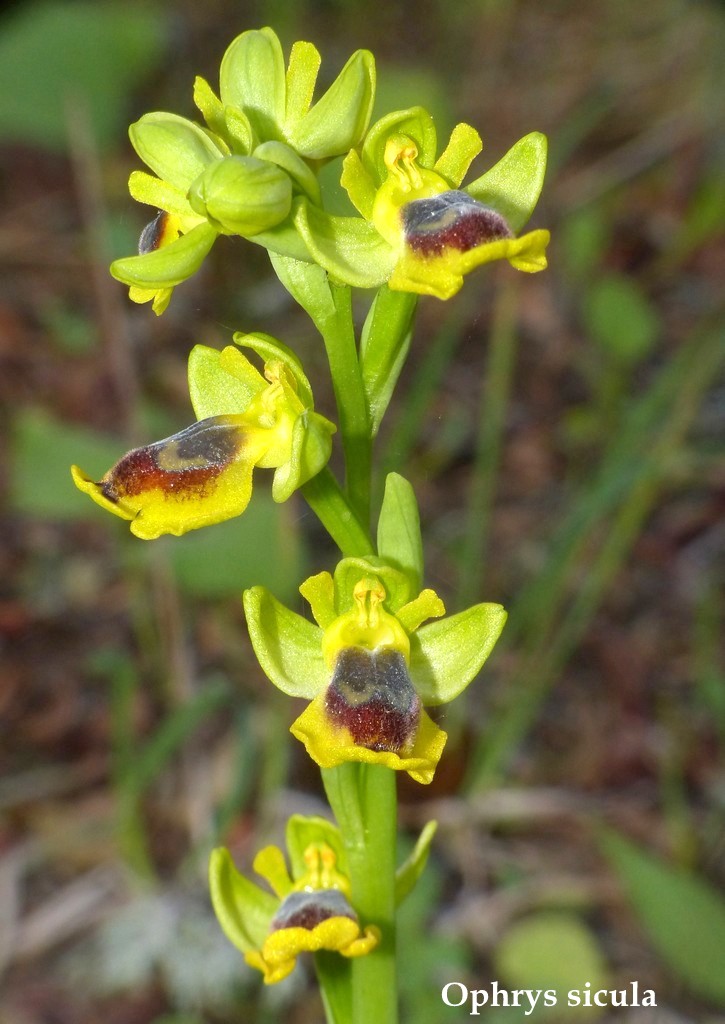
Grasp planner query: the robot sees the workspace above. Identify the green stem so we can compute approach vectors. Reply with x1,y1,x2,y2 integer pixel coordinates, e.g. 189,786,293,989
302,467,375,558
323,764,398,1024
320,283,372,526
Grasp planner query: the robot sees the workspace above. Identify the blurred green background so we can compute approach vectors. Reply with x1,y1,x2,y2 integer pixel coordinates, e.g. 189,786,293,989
1,1,724,1022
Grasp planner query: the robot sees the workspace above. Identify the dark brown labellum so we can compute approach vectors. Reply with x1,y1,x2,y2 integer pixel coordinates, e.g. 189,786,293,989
325,647,421,754
100,417,244,503
403,190,512,257
138,210,177,254
270,889,356,932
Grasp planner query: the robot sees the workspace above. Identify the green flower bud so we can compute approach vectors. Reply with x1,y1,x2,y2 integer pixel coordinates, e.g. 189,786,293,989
187,155,292,236
129,112,227,191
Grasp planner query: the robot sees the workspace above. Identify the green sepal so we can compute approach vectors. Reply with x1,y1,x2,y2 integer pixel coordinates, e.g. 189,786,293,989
395,820,438,905
289,49,375,160
286,815,347,880
360,285,417,434
129,112,226,191
377,473,424,593
243,586,327,698
110,221,217,288
293,201,394,289
341,148,376,219
332,557,413,615
253,140,321,204
361,107,438,185
410,602,506,705
284,40,321,125
252,221,313,263
208,847,277,953
299,571,337,629
271,410,336,503
433,122,483,187
188,155,292,236
465,132,548,233
187,344,266,420
128,170,195,218
220,28,286,141
233,331,313,407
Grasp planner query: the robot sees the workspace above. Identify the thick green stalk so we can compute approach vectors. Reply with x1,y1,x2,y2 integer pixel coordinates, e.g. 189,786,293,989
321,282,373,525
323,764,398,1024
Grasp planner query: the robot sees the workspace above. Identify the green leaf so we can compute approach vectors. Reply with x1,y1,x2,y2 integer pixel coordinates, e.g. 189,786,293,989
600,829,725,1005
466,132,548,233
187,344,265,420
289,49,376,160
0,2,166,153
243,586,326,699
130,112,225,192
11,409,122,520
377,474,424,593
208,847,277,953
219,28,286,141
494,912,609,1019
110,222,217,289
395,820,437,905
584,274,659,365
411,603,507,705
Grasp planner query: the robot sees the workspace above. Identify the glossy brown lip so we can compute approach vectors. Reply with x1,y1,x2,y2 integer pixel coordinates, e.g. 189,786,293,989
101,418,244,501
403,191,512,257
324,646,421,754
270,890,356,932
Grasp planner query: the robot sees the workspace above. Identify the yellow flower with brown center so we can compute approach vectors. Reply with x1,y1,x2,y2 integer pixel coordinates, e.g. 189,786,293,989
209,820,379,984
244,556,507,784
72,339,335,539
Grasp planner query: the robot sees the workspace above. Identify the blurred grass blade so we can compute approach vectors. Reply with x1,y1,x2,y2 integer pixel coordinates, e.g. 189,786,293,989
466,323,724,790
600,829,725,1005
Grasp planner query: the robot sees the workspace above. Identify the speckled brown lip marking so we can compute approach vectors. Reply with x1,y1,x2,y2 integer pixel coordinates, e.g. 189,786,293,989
403,190,512,258
270,889,356,932
324,647,421,753
138,210,177,254
100,418,244,503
